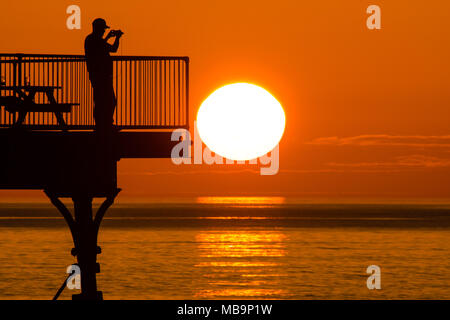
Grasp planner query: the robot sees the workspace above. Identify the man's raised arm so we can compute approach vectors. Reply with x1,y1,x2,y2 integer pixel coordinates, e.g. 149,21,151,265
105,30,123,53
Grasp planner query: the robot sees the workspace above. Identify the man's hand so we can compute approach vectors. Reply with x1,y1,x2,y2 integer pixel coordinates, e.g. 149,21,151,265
115,30,124,38
105,30,115,40
106,30,124,40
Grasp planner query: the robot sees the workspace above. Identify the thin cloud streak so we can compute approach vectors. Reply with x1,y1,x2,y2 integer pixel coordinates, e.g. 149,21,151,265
306,134,450,148
327,155,450,169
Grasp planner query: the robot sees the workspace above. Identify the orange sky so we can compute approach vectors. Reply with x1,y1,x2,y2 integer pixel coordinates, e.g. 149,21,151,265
1,1,450,201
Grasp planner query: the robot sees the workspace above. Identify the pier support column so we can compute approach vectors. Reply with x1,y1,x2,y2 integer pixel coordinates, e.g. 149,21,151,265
45,188,120,300
72,195,102,300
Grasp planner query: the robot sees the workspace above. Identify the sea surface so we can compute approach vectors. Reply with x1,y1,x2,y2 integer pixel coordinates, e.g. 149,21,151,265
0,198,450,300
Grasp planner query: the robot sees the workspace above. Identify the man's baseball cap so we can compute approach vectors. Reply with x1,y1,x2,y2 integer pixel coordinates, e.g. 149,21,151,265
92,18,110,29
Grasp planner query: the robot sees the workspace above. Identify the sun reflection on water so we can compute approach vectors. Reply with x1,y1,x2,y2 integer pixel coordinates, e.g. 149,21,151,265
196,196,286,208
196,232,286,258
194,230,289,299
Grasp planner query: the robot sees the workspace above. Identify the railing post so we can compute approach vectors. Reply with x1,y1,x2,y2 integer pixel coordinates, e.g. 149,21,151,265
12,61,17,87
185,57,189,128
17,53,23,86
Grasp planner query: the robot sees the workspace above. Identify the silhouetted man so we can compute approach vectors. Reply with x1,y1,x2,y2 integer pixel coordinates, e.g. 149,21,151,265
84,18,123,132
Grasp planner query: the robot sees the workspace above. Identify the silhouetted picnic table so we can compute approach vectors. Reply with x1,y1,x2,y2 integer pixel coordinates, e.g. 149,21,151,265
0,85,79,129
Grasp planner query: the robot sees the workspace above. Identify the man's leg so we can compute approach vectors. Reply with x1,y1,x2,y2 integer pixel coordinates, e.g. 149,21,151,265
105,80,116,128
92,84,108,131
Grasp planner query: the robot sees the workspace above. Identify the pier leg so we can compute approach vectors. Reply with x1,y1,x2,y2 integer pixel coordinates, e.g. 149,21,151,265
72,195,102,300
45,189,120,300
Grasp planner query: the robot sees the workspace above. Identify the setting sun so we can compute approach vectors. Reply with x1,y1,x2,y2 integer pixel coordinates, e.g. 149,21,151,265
196,83,286,161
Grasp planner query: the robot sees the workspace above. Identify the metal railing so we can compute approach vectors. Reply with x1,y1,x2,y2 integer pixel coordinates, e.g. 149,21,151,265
0,53,189,130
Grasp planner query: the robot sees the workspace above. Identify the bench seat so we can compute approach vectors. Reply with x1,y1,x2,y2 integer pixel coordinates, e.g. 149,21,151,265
0,96,79,129
0,96,78,112
12,103,79,113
